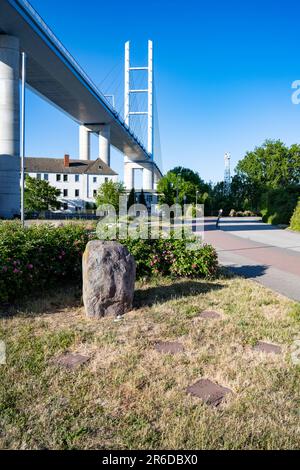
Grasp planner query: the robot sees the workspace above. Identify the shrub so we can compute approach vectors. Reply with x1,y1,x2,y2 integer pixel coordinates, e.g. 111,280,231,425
0,222,218,303
290,199,300,231
260,186,300,225
122,236,218,279
0,222,91,303
229,209,257,217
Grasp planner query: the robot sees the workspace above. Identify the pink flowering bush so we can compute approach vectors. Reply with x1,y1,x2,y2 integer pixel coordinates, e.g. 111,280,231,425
0,222,91,303
121,236,218,279
0,222,218,304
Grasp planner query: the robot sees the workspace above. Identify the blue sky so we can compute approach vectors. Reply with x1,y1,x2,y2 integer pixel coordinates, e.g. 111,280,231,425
27,0,300,182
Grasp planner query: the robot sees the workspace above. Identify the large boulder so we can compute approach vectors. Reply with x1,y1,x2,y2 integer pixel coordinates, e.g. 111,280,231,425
82,240,136,318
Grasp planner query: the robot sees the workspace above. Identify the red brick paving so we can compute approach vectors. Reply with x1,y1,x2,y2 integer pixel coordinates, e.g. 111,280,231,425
204,224,300,278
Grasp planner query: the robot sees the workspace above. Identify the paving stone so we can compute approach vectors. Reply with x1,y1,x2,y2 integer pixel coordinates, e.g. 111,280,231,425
186,378,232,406
155,341,184,354
253,341,282,355
197,310,221,319
53,352,90,370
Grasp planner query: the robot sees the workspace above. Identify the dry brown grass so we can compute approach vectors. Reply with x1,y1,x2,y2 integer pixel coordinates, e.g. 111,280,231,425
0,276,299,449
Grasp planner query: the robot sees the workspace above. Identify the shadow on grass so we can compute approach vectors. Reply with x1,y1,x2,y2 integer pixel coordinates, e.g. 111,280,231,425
2,279,226,317
134,280,224,308
0,284,81,318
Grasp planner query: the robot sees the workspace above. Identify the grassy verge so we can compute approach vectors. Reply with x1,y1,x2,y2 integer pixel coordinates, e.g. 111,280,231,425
0,275,299,449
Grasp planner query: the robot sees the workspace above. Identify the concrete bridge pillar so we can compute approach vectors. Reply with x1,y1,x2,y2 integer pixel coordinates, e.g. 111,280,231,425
153,170,159,191
99,124,110,166
124,159,155,192
124,158,134,190
142,162,153,191
79,125,90,160
0,35,20,218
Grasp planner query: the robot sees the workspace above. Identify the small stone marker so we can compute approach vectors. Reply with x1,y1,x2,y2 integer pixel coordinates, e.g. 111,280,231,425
253,341,282,355
53,352,90,370
187,378,232,406
155,341,184,354
197,310,221,319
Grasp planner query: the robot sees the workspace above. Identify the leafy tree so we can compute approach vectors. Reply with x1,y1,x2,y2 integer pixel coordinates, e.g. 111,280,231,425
139,189,147,206
171,166,209,192
96,180,125,214
157,167,209,206
85,202,97,213
230,174,260,211
127,188,136,210
236,140,300,189
25,175,60,212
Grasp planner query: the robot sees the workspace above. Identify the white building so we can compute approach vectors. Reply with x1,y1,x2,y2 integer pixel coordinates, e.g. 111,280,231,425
25,154,118,212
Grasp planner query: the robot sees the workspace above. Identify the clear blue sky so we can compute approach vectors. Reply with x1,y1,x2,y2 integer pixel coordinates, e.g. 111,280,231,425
26,0,300,183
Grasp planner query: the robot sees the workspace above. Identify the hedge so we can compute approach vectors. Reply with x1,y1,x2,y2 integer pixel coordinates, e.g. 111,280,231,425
0,222,218,303
259,186,300,225
290,199,300,231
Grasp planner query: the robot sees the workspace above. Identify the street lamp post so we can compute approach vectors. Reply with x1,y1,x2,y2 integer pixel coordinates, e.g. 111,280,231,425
196,190,199,217
20,52,26,227
176,173,182,205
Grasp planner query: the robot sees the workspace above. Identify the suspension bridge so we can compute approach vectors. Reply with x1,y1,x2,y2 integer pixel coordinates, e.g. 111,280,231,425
0,0,163,218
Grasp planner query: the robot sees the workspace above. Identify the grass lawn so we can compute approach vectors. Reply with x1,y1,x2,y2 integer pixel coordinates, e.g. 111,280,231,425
0,274,299,450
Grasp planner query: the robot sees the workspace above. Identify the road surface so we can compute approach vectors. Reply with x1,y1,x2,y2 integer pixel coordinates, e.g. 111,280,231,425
203,217,300,302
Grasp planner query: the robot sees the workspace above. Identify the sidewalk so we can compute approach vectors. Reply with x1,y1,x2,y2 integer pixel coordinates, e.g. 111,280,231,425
203,217,300,302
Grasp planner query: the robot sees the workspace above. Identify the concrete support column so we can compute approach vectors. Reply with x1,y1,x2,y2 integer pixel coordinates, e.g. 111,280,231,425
142,162,153,191
124,159,134,190
79,125,90,160
153,171,159,191
99,124,110,166
0,35,20,219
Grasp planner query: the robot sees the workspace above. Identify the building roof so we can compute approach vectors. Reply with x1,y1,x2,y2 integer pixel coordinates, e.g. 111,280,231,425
24,157,118,176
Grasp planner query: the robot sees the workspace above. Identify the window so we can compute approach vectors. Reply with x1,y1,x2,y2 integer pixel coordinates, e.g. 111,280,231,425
93,176,97,183
36,173,41,180
105,177,108,183
63,189,68,197
75,189,79,197
63,174,68,182
44,173,48,181
75,174,79,182
56,174,61,182
93,190,97,197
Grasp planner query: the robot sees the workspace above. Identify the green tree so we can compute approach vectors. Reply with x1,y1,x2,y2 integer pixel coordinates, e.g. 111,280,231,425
157,167,209,206
171,166,209,192
139,189,147,206
230,174,260,211
24,175,60,212
96,180,126,214
236,140,300,189
127,188,136,210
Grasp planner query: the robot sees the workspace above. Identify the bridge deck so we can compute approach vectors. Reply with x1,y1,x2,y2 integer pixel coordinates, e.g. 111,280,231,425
0,0,149,161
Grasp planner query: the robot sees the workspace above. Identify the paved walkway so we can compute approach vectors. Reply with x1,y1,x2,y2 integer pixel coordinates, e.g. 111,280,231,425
203,217,300,302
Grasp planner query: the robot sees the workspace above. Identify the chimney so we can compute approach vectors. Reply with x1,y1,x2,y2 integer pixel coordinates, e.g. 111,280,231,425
64,154,70,167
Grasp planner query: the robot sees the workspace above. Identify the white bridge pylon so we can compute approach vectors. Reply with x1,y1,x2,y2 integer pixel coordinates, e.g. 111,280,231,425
124,40,159,192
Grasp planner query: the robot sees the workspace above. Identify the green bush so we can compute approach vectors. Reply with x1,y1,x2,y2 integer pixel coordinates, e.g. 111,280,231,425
0,222,91,303
122,236,218,279
260,186,300,225
0,222,218,303
290,199,300,231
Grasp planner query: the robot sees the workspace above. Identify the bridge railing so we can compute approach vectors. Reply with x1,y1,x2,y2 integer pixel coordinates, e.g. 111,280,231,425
15,0,147,154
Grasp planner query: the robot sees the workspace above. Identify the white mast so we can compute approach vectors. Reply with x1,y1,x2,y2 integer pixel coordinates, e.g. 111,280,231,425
224,152,231,193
